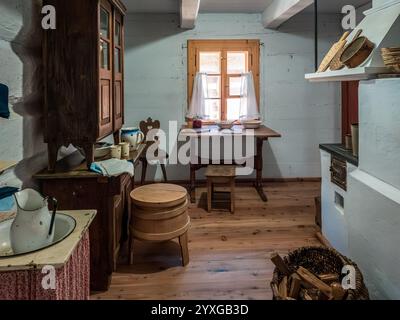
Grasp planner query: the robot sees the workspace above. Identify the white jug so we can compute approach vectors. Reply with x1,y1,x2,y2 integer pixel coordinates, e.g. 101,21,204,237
121,127,145,151
11,189,57,254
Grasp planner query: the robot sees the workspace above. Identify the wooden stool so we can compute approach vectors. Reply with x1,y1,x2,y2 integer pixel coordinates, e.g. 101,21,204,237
205,165,236,214
129,184,190,266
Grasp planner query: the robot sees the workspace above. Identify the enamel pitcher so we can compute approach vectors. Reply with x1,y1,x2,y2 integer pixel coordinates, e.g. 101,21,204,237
11,189,57,254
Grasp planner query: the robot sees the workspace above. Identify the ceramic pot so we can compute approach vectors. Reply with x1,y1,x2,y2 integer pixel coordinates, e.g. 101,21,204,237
119,142,130,159
351,124,359,157
193,119,202,129
110,145,122,159
121,127,145,151
11,189,57,254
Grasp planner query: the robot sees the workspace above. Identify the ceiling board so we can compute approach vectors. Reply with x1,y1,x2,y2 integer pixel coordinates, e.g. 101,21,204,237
124,0,372,14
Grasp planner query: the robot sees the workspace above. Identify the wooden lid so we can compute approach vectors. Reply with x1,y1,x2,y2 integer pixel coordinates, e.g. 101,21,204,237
130,183,188,208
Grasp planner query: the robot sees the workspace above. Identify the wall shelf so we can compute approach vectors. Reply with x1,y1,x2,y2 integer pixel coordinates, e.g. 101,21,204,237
306,0,400,83
305,67,389,82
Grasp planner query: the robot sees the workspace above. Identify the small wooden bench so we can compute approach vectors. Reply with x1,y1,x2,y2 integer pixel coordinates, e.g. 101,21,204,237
205,165,236,214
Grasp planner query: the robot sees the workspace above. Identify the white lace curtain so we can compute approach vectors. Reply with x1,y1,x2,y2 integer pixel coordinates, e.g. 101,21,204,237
187,72,260,120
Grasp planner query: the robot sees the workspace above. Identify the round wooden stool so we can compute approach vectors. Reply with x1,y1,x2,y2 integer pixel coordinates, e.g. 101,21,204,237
129,184,190,266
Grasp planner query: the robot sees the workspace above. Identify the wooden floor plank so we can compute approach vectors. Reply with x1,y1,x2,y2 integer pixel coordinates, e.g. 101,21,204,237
92,182,321,300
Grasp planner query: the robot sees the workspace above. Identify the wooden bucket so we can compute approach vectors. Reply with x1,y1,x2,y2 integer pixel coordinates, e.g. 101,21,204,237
130,184,190,242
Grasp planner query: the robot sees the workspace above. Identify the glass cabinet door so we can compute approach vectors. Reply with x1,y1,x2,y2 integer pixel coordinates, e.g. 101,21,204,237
113,11,124,131
100,6,111,70
98,0,114,138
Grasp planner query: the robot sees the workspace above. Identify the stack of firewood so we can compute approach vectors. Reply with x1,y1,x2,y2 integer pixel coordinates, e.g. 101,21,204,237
270,252,347,300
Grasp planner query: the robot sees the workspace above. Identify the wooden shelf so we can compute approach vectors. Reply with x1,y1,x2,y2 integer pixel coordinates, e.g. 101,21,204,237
305,67,389,82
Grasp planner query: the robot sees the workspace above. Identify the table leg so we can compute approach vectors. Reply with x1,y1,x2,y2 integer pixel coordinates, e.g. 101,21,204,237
190,164,196,203
254,138,268,202
179,232,190,266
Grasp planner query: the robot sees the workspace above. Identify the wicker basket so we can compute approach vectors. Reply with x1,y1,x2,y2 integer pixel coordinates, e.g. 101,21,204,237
270,246,370,300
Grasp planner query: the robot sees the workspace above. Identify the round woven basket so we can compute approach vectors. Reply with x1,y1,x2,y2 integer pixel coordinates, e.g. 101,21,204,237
270,246,369,300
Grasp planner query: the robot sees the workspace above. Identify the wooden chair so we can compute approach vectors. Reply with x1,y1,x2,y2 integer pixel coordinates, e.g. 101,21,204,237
139,118,168,185
205,165,236,214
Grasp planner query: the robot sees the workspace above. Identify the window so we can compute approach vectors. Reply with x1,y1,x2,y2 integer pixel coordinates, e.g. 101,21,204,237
188,40,260,121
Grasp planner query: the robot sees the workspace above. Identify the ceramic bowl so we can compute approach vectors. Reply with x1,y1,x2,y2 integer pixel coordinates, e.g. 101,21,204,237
94,142,112,159
217,121,234,130
242,120,262,129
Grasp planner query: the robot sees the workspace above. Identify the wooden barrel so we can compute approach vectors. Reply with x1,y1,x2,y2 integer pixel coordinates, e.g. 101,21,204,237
130,184,190,242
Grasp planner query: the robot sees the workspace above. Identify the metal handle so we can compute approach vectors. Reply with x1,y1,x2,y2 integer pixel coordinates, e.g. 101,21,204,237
47,197,58,236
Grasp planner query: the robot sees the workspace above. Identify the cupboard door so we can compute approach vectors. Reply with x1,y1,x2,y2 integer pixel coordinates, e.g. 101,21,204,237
99,0,114,139
113,11,124,131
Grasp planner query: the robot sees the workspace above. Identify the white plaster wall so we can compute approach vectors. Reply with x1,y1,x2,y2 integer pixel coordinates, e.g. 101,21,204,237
0,0,47,188
358,79,400,190
347,170,400,299
124,12,342,181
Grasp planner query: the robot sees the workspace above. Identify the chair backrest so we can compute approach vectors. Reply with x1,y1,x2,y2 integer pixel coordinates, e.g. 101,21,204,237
140,117,161,138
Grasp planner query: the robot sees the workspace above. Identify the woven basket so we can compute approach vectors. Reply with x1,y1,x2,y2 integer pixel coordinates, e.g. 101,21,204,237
270,246,370,300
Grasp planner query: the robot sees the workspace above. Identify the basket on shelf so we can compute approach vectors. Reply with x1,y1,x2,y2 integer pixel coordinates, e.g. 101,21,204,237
270,246,370,300
381,47,400,73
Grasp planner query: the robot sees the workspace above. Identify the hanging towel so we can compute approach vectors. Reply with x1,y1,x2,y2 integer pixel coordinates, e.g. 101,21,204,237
90,158,134,177
0,83,10,119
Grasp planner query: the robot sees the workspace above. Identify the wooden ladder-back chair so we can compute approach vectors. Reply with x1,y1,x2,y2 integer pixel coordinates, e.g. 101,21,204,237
139,117,168,185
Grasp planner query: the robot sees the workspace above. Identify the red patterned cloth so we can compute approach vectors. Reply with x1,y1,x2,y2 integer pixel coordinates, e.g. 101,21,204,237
0,231,90,300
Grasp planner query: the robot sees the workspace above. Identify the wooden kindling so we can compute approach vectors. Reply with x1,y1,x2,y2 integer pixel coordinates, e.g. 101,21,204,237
270,253,349,300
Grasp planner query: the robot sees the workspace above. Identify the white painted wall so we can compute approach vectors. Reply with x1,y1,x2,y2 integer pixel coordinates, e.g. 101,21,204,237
124,12,342,181
359,79,400,190
0,0,47,188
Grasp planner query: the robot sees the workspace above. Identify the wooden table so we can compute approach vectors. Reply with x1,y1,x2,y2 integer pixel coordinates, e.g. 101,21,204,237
179,125,281,202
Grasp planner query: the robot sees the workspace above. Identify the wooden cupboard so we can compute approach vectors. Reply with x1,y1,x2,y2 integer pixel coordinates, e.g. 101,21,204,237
43,0,126,171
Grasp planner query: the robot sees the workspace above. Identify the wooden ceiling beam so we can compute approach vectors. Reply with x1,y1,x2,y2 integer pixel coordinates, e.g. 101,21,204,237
180,0,201,29
262,0,314,29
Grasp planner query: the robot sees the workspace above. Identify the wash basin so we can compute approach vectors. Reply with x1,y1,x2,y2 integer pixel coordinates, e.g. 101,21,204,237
0,213,76,258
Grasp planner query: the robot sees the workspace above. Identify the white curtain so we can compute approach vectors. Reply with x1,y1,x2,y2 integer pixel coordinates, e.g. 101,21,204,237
187,73,208,119
187,71,260,120
239,72,260,121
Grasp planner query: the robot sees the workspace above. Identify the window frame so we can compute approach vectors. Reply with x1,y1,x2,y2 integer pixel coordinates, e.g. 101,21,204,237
187,39,260,121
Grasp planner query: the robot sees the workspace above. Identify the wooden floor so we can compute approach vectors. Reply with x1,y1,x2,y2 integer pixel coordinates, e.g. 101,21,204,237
92,182,322,300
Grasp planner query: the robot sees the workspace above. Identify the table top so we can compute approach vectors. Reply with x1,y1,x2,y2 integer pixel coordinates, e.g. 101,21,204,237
179,125,281,139
35,144,146,180
0,210,96,271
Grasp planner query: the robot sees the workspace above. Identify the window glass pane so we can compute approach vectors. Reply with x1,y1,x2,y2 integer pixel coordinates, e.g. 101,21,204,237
205,99,221,121
114,48,121,73
200,52,221,74
227,52,247,74
115,22,121,46
100,40,109,70
229,77,242,96
206,76,220,98
227,98,241,120
100,8,109,39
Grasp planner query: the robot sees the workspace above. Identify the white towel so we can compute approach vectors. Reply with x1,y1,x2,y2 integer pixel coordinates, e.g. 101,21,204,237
90,159,134,177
